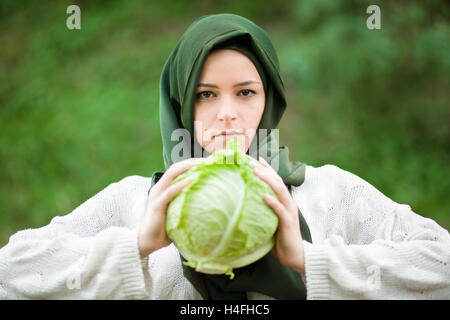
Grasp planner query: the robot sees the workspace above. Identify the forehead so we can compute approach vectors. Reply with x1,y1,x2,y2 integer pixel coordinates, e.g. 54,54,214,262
200,49,260,79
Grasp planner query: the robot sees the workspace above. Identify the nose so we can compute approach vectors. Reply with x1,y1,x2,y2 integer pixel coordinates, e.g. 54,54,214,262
217,96,237,122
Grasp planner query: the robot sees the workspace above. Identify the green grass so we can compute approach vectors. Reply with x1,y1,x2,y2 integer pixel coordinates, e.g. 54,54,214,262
0,0,449,246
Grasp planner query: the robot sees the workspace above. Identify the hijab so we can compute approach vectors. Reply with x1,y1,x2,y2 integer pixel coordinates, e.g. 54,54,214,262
153,13,311,299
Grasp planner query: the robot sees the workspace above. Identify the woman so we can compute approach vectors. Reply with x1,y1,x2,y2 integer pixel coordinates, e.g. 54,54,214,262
0,14,448,300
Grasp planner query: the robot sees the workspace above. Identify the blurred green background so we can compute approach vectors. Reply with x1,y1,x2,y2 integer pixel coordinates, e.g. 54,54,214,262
0,0,449,247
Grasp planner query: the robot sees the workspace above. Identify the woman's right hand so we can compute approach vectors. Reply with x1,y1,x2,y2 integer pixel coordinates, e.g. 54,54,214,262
138,157,203,258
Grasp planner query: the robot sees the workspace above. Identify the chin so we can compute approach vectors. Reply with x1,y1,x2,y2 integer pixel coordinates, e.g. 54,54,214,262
206,137,249,154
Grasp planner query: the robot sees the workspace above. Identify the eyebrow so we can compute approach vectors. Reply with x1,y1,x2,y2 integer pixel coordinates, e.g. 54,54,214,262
197,80,261,88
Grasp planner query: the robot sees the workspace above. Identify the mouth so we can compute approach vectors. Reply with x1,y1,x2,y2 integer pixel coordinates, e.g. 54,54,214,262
213,129,245,138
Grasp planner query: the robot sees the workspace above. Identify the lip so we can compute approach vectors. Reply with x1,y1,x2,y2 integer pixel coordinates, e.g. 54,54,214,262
220,132,242,137
213,129,245,138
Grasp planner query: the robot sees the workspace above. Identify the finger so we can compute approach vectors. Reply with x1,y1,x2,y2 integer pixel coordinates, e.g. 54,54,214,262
258,157,271,168
249,157,270,169
258,157,282,177
254,166,294,209
263,194,287,222
249,159,260,168
264,194,300,231
157,158,202,190
161,178,191,205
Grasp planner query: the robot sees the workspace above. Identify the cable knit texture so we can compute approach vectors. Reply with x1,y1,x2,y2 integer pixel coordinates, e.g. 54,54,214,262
0,165,448,299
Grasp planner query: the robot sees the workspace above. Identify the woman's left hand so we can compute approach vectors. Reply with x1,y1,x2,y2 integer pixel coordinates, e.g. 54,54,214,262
251,157,305,275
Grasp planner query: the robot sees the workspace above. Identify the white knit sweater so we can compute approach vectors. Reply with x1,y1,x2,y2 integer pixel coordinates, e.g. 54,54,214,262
0,164,448,299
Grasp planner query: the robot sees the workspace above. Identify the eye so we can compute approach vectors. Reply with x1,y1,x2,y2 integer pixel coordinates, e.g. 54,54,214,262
238,89,256,97
196,91,215,99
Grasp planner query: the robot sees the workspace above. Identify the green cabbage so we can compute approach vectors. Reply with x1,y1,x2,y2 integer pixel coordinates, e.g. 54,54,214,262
166,140,279,279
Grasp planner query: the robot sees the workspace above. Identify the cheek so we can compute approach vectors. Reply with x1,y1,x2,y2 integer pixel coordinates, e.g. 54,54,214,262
194,103,215,122
243,95,265,126
194,105,214,142
194,105,208,128
256,95,266,119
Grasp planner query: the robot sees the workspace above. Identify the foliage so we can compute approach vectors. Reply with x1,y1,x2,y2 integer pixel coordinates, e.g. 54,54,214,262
166,141,278,279
0,0,448,246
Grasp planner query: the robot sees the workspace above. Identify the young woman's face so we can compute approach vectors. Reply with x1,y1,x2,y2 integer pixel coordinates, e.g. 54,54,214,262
194,49,265,153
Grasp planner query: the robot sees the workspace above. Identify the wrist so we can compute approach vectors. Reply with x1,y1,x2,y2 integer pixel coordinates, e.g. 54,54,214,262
291,259,305,276
138,229,156,258
291,243,306,276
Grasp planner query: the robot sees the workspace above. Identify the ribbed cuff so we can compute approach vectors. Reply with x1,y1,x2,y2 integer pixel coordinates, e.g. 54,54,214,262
116,229,148,299
303,241,330,299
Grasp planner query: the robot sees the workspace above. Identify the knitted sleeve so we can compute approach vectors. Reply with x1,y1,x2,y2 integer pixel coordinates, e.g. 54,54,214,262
293,165,450,299
0,177,150,299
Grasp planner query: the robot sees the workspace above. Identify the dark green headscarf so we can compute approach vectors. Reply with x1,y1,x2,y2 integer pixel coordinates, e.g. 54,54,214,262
154,13,311,300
